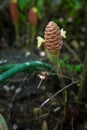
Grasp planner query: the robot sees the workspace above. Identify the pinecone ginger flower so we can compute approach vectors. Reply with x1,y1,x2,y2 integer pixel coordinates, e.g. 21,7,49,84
28,7,38,26
9,0,19,23
37,21,66,53
44,21,63,53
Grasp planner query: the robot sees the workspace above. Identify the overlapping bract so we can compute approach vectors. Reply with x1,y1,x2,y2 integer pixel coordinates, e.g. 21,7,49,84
44,21,63,52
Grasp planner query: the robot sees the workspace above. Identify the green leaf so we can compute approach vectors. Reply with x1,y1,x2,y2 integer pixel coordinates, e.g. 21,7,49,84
52,54,59,65
84,124,87,129
80,41,85,47
66,64,73,71
60,60,64,66
53,18,59,24
0,114,9,130
18,0,29,10
63,54,70,62
85,104,87,109
19,12,26,21
37,0,44,10
75,64,82,72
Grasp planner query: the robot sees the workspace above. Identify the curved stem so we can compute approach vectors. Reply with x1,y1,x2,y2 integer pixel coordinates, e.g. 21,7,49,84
0,61,52,83
0,64,18,72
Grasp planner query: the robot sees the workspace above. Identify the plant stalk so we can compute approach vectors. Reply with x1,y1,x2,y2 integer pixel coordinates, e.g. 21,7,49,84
77,48,87,102
51,52,65,88
77,2,87,102
14,22,20,46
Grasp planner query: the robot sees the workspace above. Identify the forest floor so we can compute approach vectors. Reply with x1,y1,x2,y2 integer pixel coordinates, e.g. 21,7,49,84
0,47,87,130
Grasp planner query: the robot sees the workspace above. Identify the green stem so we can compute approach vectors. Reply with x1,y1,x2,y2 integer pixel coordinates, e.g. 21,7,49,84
51,53,65,88
51,52,68,124
0,64,50,73
14,22,20,46
0,64,17,72
28,24,36,52
77,49,87,102
31,26,36,49
45,48,53,62
77,2,87,102
0,61,52,83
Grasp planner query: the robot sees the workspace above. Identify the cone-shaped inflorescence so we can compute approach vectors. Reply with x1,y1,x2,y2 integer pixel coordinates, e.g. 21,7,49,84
28,8,37,26
9,0,19,23
44,21,63,53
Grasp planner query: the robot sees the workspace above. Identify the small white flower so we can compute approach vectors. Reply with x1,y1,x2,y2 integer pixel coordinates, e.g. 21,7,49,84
60,28,66,38
36,36,45,48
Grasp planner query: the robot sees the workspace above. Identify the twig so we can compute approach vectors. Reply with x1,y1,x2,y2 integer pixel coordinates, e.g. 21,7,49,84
40,80,78,108
64,42,82,63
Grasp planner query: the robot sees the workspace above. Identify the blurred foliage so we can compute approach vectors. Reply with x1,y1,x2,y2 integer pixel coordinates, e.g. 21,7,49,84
18,0,29,10
16,0,86,37
0,0,86,80
60,54,82,73
0,0,86,55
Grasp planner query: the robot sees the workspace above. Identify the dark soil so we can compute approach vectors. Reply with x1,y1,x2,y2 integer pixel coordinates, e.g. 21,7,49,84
0,48,87,130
